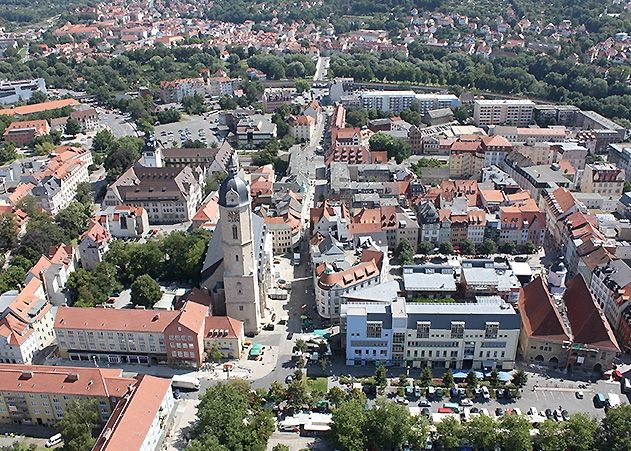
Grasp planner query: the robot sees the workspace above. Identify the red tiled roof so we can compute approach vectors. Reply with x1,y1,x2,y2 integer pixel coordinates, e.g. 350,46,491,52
518,276,570,342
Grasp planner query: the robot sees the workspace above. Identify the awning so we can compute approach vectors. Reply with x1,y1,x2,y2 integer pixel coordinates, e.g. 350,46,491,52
453,372,468,379
249,343,262,357
498,371,512,382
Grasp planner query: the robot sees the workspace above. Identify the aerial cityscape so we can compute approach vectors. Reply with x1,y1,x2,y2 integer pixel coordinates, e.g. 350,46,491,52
0,0,630,450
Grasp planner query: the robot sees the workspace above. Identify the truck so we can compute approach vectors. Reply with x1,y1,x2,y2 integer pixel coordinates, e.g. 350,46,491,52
607,393,621,408
172,375,200,390
293,253,301,266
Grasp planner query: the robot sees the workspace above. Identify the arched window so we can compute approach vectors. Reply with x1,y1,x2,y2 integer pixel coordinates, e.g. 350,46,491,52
232,225,238,240
236,255,239,262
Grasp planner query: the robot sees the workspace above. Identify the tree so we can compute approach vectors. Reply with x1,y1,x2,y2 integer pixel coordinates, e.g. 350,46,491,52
207,343,223,361
420,367,433,387
294,79,311,93
271,446,289,451
464,414,498,451
34,141,55,156
598,405,631,451
130,274,161,308
345,109,369,128
438,241,453,255
368,133,411,164
161,230,210,283
17,217,65,262
487,368,500,388
66,262,120,307
326,386,347,408
0,142,17,164
286,379,309,408
329,400,368,451
499,415,532,451
477,239,497,255
191,380,274,451
64,117,81,136
461,239,475,255
267,381,286,403
0,214,19,251
394,239,414,265
499,241,517,254
182,93,207,115
56,399,99,451
442,369,454,388
520,241,537,255
536,420,566,451
294,339,308,353
417,241,433,255
157,108,181,124
512,369,528,388
563,413,598,451
366,399,427,451
374,363,387,387
92,129,115,153
435,416,463,450
204,172,227,196
218,96,238,110
465,370,478,389
55,201,91,240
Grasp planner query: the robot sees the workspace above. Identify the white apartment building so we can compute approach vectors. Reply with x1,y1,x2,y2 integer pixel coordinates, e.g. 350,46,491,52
288,115,315,143
360,91,460,114
473,99,535,127
93,375,174,451
590,260,631,335
608,143,631,182
314,247,385,321
78,220,111,270
26,147,92,215
579,163,625,197
0,78,46,105
159,78,206,103
342,296,520,369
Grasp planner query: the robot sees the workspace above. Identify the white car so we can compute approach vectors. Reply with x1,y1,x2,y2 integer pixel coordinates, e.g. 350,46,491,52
459,399,474,406
527,407,538,416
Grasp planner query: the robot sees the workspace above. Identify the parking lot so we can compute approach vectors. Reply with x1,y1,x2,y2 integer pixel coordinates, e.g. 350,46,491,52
154,114,220,148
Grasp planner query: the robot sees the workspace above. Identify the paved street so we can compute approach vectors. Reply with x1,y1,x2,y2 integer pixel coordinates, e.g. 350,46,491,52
98,108,138,138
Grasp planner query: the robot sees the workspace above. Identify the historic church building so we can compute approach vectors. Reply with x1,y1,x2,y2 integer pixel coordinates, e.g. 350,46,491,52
201,156,271,335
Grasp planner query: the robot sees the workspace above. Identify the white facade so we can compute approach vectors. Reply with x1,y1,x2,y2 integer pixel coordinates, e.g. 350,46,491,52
360,91,460,114
342,297,520,369
473,99,535,127
138,386,174,451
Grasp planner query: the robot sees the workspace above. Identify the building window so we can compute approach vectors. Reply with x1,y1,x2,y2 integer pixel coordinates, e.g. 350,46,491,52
416,321,430,339
366,321,382,338
232,225,238,240
450,322,465,339
485,322,499,339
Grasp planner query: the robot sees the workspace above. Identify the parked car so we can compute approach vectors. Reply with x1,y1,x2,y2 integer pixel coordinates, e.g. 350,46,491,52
287,332,293,340
545,409,553,419
527,407,538,416
419,399,431,407
263,323,275,331
561,410,570,420
285,374,294,384
460,399,474,406
575,390,584,399
421,407,430,417
495,408,505,417
173,388,181,399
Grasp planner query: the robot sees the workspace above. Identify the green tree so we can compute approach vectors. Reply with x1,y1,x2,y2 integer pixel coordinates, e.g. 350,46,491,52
130,274,161,308
92,129,115,153
499,241,517,254
520,241,537,255
207,343,223,361
394,239,414,265
598,405,631,451
286,379,309,408
375,363,388,387
17,217,65,262
0,213,19,251
0,142,17,164
345,109,369,128
461,239,475,255
64,117,81,136
417,241,434,255
326,386,347,408
56,399,99,451
368,133,410,164
161,230,210,283
294,339,308,353
329,400,368,451
34,141,55,156
563,413,598,451
512,369,528,388
438,241,453,255
420,367,433,387
536,420,566,451
55,201,91,240
442,369,454,388
499,415,532,451
435,416,463,450
477,239,497,255
464,414,498,450
366,399,427,451
271,446,289,451
267,381,286,403
182,93,208,115
465,370,478,389
294,79,311,93
157,108,181,124
190,379,274,451
487,368,500,388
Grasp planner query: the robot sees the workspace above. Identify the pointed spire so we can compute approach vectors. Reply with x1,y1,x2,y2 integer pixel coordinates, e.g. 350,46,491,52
227,152,239,176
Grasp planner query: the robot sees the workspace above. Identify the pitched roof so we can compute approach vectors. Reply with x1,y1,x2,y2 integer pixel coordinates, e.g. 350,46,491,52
517,276,570,342
0,99,79,117
203,316,243,339
563,275,620,352
55,307,180,333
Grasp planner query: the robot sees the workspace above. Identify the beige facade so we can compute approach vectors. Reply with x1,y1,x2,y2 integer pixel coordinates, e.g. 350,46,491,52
473,100,535,127
580,163,625,197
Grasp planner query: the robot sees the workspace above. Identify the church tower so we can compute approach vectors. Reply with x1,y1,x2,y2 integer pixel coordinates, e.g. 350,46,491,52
141,132,163,167
217,156,261,334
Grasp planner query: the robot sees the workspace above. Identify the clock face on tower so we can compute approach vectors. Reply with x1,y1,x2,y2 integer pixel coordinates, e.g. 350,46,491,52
227,211,239,222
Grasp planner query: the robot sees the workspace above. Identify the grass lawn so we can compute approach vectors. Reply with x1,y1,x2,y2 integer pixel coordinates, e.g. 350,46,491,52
306,377,328,394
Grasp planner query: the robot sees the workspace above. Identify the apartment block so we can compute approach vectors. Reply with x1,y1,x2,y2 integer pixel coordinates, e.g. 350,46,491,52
608,143,631,182
360,91,460,114
580,163,625,197
262,88,296,113
473,99,535,127
342,295,520,370
3,120,50,146
0,364,136,426
159,78,206,103
0,78,46,105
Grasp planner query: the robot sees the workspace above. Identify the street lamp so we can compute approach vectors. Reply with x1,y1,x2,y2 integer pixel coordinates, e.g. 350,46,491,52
92,355,98,368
